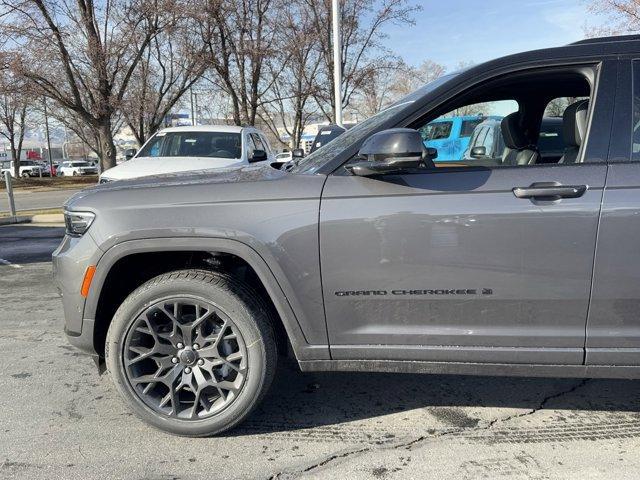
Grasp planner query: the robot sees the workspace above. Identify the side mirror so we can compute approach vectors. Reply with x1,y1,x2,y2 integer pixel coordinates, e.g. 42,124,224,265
124,148,137,160
292,148,305,159
470,146,487,158
345,128,436,177
250,149,268,163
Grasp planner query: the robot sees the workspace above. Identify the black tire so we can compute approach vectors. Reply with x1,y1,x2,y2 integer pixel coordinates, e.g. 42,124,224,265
105,269,277,437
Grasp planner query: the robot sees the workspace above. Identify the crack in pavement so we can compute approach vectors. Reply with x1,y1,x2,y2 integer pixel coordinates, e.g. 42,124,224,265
266,378,592,479
482,378,591,430
267,446,371,479
392,378,592,451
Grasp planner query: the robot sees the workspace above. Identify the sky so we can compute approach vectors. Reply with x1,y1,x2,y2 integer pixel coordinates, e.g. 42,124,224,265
380,0,607,70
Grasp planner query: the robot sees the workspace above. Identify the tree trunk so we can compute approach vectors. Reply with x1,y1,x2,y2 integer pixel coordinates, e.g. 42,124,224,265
96,121,117,172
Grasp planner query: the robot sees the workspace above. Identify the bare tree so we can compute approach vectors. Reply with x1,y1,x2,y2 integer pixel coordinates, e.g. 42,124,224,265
588,0,640,35
0,92,28,178
195,0,283,126
49,107,125,161
302,0,421,122
257,1,323,149
354,59,446,117
0,0,174,170
122,13,209,146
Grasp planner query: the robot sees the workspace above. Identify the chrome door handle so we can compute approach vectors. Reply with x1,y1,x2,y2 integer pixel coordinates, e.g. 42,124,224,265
512,182,587,200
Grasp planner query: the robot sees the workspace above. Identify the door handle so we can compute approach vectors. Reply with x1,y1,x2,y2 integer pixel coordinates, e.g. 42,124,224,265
512,182,587,200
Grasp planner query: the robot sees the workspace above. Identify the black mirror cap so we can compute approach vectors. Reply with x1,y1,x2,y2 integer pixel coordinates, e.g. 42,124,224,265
292,148,305,158
250,149,268,163
358,128,425,161
124,148,137,159
470,146,487,158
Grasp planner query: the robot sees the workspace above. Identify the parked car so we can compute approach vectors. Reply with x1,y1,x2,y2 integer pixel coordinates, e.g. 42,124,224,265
309,124,347,153
421,115,500,161
0,160,43,178
57,161,98,176
35,161,56,177
99,125,274,183
56,35,640,437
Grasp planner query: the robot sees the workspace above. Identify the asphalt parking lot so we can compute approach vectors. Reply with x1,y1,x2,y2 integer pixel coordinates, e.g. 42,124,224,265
2,224,640,479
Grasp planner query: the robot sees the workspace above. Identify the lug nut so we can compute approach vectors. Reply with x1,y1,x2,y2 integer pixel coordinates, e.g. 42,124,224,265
184,366,192,374
176,342,184,349
197,359,204,366
193,343,200,350
171,357,178,364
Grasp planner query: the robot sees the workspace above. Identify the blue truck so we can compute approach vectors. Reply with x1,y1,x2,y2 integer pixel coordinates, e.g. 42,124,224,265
421,115,500,161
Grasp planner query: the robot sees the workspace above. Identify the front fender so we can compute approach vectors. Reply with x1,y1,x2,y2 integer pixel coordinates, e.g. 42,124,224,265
84,237,330,361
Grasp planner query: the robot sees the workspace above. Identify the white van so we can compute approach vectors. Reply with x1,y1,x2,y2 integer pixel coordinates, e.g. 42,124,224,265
100,125,273,183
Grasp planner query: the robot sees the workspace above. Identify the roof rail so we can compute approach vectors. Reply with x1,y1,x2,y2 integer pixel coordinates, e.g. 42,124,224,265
570,34,640,46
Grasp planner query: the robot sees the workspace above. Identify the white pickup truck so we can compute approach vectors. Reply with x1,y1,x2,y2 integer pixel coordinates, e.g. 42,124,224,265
0,160,43,178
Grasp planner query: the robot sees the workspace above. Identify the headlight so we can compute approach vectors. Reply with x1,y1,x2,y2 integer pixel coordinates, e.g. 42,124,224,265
64,211,95,237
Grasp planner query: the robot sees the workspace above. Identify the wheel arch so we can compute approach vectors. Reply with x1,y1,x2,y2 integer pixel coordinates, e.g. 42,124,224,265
85,237,328,363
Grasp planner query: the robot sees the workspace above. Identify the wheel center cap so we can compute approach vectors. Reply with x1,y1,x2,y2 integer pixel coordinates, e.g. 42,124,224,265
179,348,197,365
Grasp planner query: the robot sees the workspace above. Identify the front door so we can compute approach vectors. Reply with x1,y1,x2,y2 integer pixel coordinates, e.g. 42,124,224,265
320,62,615,365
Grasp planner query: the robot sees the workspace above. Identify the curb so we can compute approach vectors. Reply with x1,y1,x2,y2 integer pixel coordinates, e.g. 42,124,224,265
0,216,31,225
0,213,64,226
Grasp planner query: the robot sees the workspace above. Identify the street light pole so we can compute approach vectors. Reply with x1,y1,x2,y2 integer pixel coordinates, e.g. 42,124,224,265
42,97,54,176
194,92,199,126
332,0,343,127
190,87,196,126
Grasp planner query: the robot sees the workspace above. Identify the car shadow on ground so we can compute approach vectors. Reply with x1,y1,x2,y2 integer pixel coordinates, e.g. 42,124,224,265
232,360,640,436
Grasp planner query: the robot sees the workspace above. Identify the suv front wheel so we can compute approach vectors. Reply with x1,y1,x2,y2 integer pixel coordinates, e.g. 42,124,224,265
105,269,277,436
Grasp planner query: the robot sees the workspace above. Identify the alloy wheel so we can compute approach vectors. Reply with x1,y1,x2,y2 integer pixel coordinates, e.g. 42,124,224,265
123,298,247,420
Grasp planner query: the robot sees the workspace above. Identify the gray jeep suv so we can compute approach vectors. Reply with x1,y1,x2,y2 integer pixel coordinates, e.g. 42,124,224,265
54,35,640,436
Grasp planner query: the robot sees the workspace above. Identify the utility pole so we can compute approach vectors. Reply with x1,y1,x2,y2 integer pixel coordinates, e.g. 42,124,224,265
194,92,199,126
190,87,196,126
331,0,343,127
42,97,54,176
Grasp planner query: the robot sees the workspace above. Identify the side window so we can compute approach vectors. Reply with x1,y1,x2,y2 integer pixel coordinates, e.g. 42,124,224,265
460,119,482,138
632,60,640,160
245,133,256,157
250,133,265,151
138,134,164,157
481,126,495,152
413,68,593,168
259,134,271,153
422,100,518,165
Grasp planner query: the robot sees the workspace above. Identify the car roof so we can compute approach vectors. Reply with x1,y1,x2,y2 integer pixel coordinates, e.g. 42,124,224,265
466,35,640,76
157,125,248,134
429,115,484,124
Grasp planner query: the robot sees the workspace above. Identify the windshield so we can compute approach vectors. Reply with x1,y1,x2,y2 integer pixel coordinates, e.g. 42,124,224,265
292,73,457,174
138,131,242,159
73,162,91,167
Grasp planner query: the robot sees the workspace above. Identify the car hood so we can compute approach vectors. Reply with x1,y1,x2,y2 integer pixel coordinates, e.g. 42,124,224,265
101,156,244,181
65,162,297,210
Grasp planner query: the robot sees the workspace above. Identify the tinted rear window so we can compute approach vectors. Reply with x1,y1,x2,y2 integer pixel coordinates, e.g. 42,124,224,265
421,121,453,141
460,119,482,137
